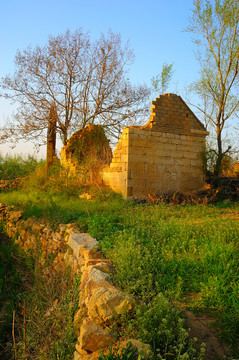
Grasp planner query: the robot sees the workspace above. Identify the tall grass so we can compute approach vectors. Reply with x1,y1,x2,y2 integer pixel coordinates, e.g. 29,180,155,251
0,224,80,360
0,153,40,180
0,227,22,359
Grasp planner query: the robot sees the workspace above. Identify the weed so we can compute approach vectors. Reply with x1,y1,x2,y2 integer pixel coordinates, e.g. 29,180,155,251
128,294,205,359
98,342,138,360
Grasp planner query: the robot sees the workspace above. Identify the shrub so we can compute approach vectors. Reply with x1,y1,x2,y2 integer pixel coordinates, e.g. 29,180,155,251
128,294,205,360
0,153,39,180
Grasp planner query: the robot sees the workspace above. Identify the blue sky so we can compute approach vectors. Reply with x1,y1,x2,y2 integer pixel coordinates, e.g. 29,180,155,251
0,0,199,156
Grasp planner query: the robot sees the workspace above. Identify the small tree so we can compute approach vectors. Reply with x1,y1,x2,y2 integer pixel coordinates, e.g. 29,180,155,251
187,0,239,177
151,62,174,95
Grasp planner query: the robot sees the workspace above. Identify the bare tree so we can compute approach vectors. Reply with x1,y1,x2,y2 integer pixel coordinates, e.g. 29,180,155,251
187,0,239,177
0,29,150,149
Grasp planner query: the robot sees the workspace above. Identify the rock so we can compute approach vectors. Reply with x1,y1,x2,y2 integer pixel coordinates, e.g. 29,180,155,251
75,342,88,354
79,319,114,353
31,223,44,233
79,193,92,200
73,351,82,360
83,249,103,262
80,267,112,292
87,287,134,323
79,267,114,309
68,232,98,258
59,223,68,234
9,210,22,222
120,339,152,359
87,261,113,274
74,351,99,360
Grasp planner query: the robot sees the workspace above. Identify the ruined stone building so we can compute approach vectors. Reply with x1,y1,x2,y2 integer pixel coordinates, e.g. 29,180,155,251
102,94,209,198
61,94,209,198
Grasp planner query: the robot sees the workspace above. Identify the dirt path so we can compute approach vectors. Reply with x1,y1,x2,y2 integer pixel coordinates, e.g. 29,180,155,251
184,309,230,360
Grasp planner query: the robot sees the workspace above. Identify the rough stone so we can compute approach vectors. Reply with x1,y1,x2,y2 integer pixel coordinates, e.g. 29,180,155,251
68,232,98,258
87,286,134,323
120,339,152,358
79,319,114,352
80,267,112,292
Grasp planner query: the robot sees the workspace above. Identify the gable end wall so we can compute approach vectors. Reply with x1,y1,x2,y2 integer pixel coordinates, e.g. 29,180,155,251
127,127,205,197
102,127,206,198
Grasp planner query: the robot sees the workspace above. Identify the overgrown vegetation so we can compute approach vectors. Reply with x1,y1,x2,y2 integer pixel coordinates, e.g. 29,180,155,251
0,154,39,180
0,226,22,359
66,124,113,184
0,154,238,358
98,342,138,360
0,225,80,360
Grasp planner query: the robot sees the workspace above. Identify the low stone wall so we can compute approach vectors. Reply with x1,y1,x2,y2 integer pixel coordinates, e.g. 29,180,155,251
0,203,150,360
0,179,21,191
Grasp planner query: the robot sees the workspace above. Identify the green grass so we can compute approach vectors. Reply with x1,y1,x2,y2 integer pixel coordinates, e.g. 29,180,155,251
104,205,239,353
1,188,238,356
0,156,238,358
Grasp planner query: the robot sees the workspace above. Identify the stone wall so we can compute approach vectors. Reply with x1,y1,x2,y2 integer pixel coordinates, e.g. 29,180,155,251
102,94,209,198
100,129,129,197
0,203,150,360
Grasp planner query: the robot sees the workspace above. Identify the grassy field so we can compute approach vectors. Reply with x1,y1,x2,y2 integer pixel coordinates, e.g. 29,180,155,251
0,155,238,359
0,188,238,357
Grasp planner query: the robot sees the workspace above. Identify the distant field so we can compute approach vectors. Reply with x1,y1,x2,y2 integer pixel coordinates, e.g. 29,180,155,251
0,187,238,357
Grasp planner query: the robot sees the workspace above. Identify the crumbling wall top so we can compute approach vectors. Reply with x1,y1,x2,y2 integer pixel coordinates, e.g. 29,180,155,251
141,93,208,137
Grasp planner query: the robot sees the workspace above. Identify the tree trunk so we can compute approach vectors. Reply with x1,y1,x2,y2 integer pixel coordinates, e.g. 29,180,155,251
214,130,223,179
46,105,57,170
62,131,68,147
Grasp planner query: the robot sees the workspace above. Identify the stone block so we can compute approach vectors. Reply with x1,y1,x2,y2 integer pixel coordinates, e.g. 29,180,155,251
128,154,144,162
87,287,134,323
109,163,123,171
128,179,146,188
175,158,191,166
129,162,145,172
182,151,198,159
68,232,98,258
148,163,157,172
159,157,175,165
129,146,146,155
126,187,133,197
165,133,175,139
80,266,113,293
130,139,151,148
190,159,203,167
153,130,165,138
79,319,114,352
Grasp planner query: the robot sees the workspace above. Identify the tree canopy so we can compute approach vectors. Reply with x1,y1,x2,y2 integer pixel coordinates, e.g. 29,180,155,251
0,29,150,147
187,0,239,176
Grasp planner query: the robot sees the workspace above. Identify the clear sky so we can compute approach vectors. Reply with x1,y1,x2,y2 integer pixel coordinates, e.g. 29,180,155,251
0,0,199,157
